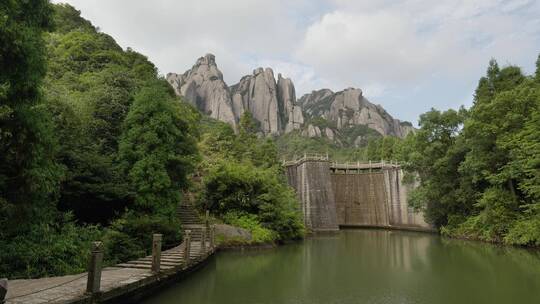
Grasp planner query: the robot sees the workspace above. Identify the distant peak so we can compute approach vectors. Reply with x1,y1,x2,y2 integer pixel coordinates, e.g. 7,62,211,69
196,53,216,66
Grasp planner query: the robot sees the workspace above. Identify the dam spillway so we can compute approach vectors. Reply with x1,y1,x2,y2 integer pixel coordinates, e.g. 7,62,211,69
284,156,431,232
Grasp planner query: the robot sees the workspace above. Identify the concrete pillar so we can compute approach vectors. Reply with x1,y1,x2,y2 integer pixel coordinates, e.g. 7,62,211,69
184,230,191,266
86,241,103,294
200,227,207,255
0,278,7,303
151,234,162,273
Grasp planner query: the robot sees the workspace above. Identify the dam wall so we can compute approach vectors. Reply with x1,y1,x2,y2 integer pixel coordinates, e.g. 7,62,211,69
285,158,431,232
332,168,429,229
285,159,339,231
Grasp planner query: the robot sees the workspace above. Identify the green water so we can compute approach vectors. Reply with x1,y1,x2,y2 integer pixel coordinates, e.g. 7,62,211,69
142,229,540,304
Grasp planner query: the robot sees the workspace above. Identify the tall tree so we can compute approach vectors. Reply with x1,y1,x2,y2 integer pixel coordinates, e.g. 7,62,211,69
118,82,199,216
536,54,540,83
0,0,61,233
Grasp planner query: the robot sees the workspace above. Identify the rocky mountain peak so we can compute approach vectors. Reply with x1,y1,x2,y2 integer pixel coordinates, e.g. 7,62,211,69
300,87,414,140
166,54,236,128
167,54,413,142
197,53,217,65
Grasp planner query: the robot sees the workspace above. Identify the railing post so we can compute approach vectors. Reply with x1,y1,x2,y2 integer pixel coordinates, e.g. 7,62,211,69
86,241,103,294
209,225,215,249
151,234,162,273
184,230,191,266
205,210,210,227
0,278,7,304
200,226,207,255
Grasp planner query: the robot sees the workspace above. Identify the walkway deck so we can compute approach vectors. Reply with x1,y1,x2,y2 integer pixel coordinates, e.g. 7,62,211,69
4,204,213,304
5,240,213,304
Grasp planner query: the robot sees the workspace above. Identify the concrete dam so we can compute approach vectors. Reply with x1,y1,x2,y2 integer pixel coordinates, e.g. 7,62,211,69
284,156,431,232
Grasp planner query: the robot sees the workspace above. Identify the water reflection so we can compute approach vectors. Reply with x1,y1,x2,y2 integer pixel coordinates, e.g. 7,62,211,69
142,229,540,304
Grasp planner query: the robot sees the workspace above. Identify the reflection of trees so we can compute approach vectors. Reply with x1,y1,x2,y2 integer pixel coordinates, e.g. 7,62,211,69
144,230,540,304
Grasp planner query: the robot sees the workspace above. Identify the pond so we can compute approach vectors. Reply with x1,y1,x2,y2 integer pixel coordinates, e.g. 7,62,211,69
142,229,540,304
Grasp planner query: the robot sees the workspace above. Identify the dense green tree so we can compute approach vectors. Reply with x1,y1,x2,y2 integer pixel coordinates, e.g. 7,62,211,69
42,4,166,223
405,108,468,227
203,160,304,241
536,54,540,83
0,0,61,233
407,57,540,246
1,3,205,277
118,82,200,215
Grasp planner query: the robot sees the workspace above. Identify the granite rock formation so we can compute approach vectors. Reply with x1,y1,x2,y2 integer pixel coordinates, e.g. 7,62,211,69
299,88,414,138
166,54,237,128
277,74,304,132
167,54,303,135
230,68,282,135
167,54,413,140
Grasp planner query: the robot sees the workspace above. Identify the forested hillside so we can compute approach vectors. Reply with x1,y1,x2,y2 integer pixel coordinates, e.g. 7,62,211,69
409,59,540,246
364,58,540,246
0,2,303,279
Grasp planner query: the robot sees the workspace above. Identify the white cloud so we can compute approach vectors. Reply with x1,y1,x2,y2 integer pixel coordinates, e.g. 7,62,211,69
53,0,306,84
296,0,540,90
52,0,540,123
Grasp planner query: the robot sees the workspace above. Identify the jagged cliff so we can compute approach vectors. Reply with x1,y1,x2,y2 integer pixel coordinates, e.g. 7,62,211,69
168,54,302,135
166,54,237,128
299,88,414,139
167,54,412,143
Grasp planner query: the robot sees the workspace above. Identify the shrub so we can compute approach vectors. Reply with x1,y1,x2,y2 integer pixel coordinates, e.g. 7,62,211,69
0,214,102,279
223,212,277,243
103,212,182,264
204,160,305,241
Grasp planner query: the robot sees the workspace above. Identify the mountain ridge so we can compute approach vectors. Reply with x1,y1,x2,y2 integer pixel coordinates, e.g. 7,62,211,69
167,54,413,145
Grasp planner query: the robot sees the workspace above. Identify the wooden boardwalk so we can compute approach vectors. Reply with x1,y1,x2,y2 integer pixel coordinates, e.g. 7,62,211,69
4,204,214,304
5,240,213,304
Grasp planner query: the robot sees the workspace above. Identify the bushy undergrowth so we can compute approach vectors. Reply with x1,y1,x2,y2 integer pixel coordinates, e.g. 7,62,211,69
223,212,277,243
198,114,305,243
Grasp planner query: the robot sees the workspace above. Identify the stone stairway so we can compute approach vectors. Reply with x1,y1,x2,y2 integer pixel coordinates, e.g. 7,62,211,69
115,204,210,270
177,203,208,243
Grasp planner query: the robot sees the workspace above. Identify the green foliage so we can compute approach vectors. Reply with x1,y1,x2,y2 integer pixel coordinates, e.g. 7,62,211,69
276,129,371,162
51,3,94,34
103,212,182,264
0,0,64,248
198,114,305,242
276,123,384,162
1,3,199,278
118,83,199,215
223,212,277,243
407,57,540,246
364,135,403,161
203,160,304,241
0,214,102,279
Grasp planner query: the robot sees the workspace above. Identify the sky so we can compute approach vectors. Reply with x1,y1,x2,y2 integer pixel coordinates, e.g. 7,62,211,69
52,0,540,124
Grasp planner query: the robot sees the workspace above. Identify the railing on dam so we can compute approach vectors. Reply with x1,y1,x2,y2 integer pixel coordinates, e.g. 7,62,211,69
283,153,402,172
282,153,330,166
